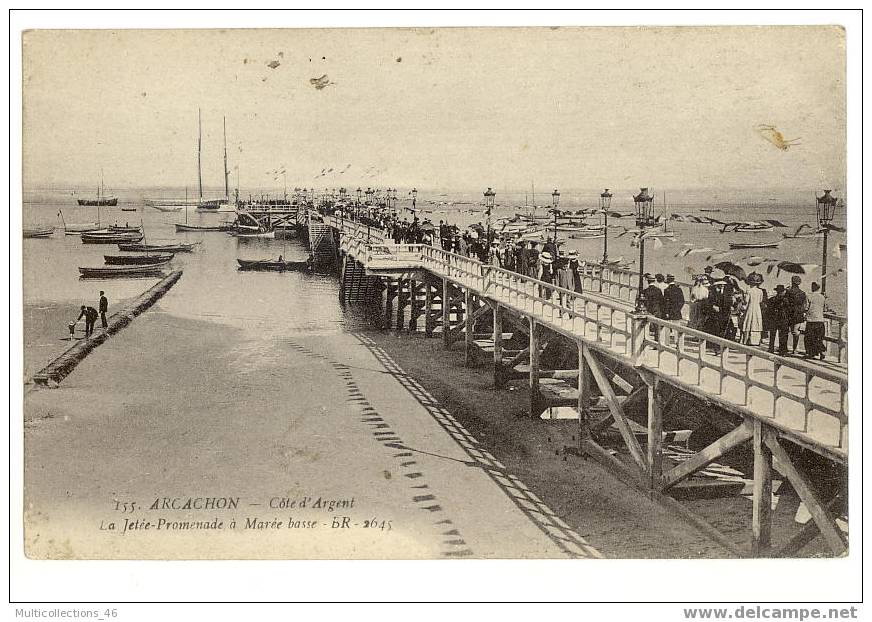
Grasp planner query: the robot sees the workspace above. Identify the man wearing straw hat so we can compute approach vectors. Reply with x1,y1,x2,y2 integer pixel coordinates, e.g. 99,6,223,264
538,250,555,300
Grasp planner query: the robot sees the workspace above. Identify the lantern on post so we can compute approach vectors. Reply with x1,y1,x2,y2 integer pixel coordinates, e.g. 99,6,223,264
411,187,418,211
483,186,496,258
599,188,613,264
550,188,561,245
633,187,657,312
816,189,838,296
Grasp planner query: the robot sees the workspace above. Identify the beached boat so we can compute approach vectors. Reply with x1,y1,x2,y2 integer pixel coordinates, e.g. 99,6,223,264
118,242,197,253
728,241,781,250
78,264,166,278
569,232,605,240
150,204,184,212
81,231,144,244
175,223,233,232
104,253,174,265
234,230,276,239
23,226,55,238
237,258,312,271
120,206,138,212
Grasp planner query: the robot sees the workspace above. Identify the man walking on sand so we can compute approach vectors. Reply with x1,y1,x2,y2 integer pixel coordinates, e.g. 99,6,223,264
99,291,108,329
77,305,99,339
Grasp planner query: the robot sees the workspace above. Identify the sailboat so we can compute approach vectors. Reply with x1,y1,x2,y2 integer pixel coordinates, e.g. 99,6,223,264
77,169,118,206
176,187,232,231
644,191,677,238
58,209,102,234
196,112,231,210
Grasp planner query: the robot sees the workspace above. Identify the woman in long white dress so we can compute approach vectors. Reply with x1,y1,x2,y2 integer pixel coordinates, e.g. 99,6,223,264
742,274,766,346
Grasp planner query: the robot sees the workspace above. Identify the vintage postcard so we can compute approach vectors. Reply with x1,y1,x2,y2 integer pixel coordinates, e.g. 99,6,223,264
18,21,852,580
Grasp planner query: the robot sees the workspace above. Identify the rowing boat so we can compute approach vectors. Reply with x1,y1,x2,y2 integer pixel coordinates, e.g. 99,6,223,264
78,264,166,278
237,258,311,271
104,253,174,265
234,230,276,239
175,223,233,232
24,226,54,238
81,231,144,244
728,241,781,250
117,242,196,253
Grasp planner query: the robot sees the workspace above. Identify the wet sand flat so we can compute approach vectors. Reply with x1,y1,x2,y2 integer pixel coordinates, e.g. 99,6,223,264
24,307,587,559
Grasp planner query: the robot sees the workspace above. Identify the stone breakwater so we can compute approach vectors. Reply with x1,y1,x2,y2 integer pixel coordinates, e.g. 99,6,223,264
30,270,183,387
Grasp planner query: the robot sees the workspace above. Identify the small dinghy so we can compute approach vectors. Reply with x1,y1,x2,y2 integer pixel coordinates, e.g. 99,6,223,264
24,226,55,238
78,263,168,278
237,258,312,271
118,242,196,253
176,223,233,232
728,240,781,250
104,253,174,265
81,231,144,244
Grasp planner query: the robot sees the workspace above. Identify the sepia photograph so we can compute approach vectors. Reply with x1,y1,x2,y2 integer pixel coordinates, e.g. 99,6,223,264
10,9,862,608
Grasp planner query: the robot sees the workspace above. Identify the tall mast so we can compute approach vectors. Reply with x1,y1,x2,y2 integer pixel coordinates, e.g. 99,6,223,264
223,116,229,199
100,168,104,199
197,108,204,202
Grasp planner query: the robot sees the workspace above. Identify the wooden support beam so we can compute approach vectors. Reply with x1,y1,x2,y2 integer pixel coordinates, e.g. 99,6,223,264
763,430,848,556
493,304,504,388
424,281,434,337
464,289,475,367
660,420,754,491
407,278,418,333
529,319,542,418
578,342,592,451
384,279,394,329
581,440,747,558
504,346,530,370
395,278,406,333
583,347,647,471
772,495,843,558
442,278,451,348
752,420,773,556
646,376,663,490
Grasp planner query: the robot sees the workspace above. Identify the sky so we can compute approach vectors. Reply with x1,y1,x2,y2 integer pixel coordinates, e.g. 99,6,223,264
22,26,846,194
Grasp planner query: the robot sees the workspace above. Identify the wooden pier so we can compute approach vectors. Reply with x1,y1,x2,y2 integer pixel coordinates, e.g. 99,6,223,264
326,214,848,558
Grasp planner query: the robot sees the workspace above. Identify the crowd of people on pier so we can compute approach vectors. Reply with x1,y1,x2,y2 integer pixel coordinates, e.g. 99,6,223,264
657,268,828,360
322,203,830,361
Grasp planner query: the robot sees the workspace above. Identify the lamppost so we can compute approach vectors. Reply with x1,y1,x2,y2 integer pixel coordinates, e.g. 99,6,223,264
599,188,612,264
816,189,838,297
411,187,417,211
633,187,657,312
551,188,561,246
484,187,496,259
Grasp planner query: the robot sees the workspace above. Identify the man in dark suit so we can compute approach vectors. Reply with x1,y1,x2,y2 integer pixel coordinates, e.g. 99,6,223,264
77,305,99,339
99,291,109,329
767,284,791,355
663,274,685,320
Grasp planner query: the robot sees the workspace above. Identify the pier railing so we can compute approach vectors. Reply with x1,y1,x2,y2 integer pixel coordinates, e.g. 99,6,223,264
328,214,848,364
333,223,848,460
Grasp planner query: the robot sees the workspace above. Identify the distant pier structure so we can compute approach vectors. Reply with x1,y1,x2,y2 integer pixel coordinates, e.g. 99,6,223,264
321,211,848,559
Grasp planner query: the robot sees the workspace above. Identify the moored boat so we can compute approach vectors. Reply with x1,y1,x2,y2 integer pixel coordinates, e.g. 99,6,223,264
234,230,276,239
728,240,781,250
118,242,196,253
175,223,233,232
77,169,117,206
237,258,312,271
78,264,167,278
24,226,55,238
81,231,144,244
104,253,174,265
